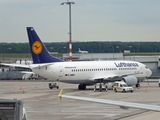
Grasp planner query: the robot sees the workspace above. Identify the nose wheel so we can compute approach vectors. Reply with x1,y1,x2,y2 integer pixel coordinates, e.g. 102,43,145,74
135,83,140,88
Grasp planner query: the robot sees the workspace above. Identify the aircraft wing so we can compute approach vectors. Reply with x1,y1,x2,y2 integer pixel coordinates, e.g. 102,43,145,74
58,89,160,112
89,71,142,82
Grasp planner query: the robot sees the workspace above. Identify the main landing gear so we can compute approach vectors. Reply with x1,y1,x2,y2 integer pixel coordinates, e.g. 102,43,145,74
78,84,86,90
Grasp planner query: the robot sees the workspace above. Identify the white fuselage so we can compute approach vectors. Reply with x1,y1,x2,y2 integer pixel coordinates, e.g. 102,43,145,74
32,60,152,85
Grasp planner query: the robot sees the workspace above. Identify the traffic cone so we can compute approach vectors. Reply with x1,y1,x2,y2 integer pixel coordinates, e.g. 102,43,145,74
20,86,22,90
22,89,25,94
145,88,148,92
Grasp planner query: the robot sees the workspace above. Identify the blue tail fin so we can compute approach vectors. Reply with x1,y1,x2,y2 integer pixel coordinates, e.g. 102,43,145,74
26,27,63,64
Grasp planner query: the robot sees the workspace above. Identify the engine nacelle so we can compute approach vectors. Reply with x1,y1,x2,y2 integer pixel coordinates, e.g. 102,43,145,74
122,75,138,86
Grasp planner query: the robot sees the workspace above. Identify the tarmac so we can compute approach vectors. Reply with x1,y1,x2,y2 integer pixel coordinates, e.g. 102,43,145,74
0,80,160,120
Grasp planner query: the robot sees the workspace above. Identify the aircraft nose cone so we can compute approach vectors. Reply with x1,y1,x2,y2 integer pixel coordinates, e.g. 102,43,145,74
147,69,152,77
145,68,152,78
149,69,152,76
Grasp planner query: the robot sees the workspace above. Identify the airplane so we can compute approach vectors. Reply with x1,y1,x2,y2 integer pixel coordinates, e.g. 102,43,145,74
58,89,160,112
1,27,152,90
78,48,88,53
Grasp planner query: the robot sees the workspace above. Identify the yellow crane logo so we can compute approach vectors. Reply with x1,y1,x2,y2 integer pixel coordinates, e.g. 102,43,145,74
32,41,42,54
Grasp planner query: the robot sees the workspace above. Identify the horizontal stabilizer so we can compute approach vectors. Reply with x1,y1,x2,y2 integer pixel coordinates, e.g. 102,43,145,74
1,63,30,68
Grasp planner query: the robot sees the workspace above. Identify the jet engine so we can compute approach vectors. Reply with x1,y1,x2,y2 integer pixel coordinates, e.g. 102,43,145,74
122,75,138,86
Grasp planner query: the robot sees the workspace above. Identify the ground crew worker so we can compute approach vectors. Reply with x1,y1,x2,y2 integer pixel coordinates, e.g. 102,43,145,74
99,83,102,92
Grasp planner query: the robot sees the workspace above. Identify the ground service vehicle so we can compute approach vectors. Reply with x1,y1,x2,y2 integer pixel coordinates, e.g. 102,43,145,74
49,83,59,89
113,81,134,92
94,83,108,92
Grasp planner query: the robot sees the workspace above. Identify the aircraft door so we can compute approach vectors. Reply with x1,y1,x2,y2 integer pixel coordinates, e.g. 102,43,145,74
59,66,63,77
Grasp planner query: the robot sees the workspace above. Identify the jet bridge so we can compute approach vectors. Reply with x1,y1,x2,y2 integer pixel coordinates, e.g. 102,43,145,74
0,99,26,120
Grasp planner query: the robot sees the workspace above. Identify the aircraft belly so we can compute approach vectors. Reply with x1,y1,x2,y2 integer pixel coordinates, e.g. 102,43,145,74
58,73,96,85
60,79,96,85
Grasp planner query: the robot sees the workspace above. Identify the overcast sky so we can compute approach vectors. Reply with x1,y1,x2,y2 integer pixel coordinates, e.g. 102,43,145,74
1,0,160,43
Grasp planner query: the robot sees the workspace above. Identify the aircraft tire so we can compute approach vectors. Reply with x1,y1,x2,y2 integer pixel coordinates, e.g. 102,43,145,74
114,89,117,92
122,89,126,92
49,83,53,89
78,84,81,90
78,84,86,90
49,87,53,89
83,84,86,90
136,83,140,88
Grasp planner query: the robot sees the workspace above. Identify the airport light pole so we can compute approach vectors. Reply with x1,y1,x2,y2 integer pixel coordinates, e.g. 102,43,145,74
61,0,75,61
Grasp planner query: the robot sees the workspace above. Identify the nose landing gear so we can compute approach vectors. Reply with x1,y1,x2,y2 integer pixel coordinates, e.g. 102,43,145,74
135,83,140,88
